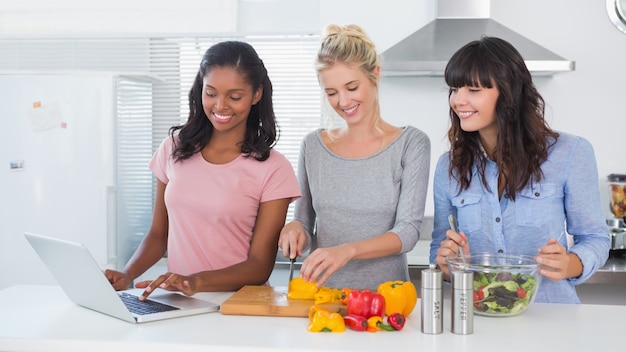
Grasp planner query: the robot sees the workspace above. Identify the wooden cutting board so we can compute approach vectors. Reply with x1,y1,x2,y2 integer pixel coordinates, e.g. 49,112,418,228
220,285,345,317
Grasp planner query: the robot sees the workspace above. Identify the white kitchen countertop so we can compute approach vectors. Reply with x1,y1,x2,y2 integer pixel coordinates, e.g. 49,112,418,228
0,284,622,352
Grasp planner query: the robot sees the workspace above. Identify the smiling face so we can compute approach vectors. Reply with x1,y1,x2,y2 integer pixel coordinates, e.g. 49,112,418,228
318,62,379,126
201,66,262,135
449,83,500,137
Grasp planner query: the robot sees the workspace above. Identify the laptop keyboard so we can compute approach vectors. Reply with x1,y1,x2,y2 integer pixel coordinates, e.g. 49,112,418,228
119,292,180,315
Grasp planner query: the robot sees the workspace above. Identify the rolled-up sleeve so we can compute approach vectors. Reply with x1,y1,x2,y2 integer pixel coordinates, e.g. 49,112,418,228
563,137,610,284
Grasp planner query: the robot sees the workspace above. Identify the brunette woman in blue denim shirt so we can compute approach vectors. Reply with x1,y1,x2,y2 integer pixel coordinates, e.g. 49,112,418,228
430,36,610,304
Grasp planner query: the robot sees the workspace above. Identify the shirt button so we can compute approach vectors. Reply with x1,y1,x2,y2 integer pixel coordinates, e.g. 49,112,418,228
534,192,540,197
460,199,465,204
495,217,501,222
497,249,504,253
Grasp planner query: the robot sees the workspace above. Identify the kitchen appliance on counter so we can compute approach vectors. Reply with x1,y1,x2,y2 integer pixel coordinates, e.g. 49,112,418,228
607,174,626,251
608,218,626,251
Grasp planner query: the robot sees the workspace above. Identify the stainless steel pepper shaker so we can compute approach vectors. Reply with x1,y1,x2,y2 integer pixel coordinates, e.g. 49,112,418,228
451,270,474,334
420,263,443,334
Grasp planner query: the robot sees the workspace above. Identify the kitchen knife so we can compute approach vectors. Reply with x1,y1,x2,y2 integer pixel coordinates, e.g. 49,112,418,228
288,257,296,283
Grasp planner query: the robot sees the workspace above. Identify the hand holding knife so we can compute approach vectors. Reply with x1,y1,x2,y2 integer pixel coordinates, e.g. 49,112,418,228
278,221,308,286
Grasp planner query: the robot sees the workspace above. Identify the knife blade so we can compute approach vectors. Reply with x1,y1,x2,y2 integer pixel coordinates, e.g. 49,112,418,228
288,257,296,283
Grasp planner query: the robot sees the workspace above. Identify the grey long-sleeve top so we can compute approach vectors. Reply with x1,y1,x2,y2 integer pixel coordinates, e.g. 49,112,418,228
294,126,431,290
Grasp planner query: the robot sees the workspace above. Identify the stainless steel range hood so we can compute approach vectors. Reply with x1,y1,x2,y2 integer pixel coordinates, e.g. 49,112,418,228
381,0,575,77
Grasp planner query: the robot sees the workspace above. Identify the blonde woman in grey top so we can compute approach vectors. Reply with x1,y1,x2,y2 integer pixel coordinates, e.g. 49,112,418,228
278,24,431,290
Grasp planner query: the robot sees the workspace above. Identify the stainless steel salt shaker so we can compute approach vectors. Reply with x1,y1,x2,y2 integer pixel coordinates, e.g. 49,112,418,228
420,263,443,334
451,270,474,334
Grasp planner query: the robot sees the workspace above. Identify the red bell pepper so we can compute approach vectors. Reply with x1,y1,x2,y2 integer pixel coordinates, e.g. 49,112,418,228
346,289,386,318
343,314,368,331
387,313,406,331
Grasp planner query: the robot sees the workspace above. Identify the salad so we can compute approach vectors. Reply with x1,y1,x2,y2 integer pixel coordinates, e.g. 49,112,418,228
473,271,539,316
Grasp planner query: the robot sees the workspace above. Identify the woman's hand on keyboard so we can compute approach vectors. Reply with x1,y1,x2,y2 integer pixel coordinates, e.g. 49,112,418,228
136,272,197,300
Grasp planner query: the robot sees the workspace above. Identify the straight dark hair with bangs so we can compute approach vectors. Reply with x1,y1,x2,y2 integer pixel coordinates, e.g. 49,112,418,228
444,36,559,200
170,40,278,162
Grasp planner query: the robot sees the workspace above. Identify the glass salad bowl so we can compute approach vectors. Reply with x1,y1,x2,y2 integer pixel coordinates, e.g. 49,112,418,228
446,253,542,317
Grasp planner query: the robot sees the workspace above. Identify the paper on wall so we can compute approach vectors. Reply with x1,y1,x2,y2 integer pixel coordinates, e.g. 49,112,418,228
28,101,63,132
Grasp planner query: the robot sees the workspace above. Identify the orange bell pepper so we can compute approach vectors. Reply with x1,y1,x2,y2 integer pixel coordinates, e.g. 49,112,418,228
366,315,394,332
339,288,352,305
377,280,418,316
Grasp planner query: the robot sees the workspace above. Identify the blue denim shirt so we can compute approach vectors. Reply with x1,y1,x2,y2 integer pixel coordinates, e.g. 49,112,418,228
430,132,610,303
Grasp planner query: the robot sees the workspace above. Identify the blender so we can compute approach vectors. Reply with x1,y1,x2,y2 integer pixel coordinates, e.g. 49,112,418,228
607,174,626,251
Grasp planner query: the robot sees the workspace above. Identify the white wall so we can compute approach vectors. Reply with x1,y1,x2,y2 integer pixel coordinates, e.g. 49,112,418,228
2,0,624,219
0,0,238,34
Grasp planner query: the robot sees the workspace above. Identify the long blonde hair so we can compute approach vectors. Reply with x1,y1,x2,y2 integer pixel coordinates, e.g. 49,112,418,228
316,24,383,139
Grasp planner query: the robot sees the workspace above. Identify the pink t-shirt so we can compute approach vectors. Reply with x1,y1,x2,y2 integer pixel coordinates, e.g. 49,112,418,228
149,137,301,276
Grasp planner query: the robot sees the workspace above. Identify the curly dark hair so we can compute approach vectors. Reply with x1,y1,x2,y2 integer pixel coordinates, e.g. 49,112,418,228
444,36,558,200
169,40,278,162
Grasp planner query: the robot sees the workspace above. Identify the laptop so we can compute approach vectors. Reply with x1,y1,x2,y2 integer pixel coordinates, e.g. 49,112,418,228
24,232,220,323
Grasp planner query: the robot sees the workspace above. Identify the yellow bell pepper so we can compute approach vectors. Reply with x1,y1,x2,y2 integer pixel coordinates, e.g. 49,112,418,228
331,288,343,303
377,280,418,316
313,286,343,304
307,306,346,333
313,287,332,304
287,277,319,300
288,278,343,304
